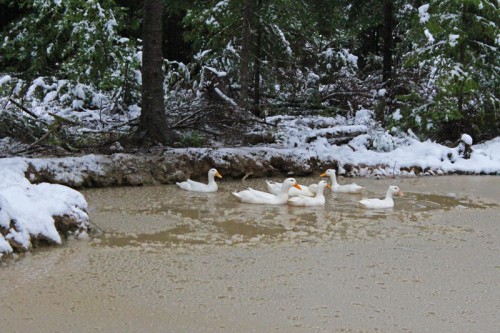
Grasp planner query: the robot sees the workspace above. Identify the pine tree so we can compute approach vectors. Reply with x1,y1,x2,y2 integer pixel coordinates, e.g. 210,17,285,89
0,0,139,92
183,0,325,112
407,0,499,140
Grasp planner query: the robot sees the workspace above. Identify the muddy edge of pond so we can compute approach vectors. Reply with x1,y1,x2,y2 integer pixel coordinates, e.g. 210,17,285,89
23,150,490,188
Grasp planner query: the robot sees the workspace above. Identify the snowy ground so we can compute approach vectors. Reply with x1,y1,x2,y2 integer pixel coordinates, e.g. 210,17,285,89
1,109,500,258
245,111,500,176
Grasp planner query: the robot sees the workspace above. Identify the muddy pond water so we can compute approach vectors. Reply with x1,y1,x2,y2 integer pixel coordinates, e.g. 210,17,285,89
1,176,499,332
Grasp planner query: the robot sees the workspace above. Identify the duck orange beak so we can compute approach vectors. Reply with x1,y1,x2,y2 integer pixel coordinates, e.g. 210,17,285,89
216,171,223,178
294,183,302,190
397,191,404,197
320,172,327,177
326,183,332,189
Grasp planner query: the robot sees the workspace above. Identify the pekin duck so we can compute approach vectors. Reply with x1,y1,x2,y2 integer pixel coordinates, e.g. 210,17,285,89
320,169,364,193
233,178,302,205
288,180,331,206
176,168,222,192
266,180,317,197
358,185,404,209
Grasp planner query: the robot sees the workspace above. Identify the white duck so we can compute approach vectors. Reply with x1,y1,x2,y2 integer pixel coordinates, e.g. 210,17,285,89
320,169,364,193
266,180,317,197
233,178,302,205
288,180,331,207
358,185,404,209
176,168,222,192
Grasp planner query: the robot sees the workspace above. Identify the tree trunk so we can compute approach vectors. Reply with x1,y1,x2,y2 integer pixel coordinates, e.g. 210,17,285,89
252,0,263,117
382,0,393,85
379,0,394,123
140,0,173,144
240,0,253,110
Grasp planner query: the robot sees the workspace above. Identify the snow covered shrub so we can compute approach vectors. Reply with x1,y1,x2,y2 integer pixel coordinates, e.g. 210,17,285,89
354,109,374,126
4,76,107,112
371,130,395,152
386,100,434,141
316,46,364,113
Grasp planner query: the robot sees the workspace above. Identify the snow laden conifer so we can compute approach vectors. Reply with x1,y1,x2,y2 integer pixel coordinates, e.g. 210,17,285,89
182,0,360,113
0,0,141,108
403,0,499,140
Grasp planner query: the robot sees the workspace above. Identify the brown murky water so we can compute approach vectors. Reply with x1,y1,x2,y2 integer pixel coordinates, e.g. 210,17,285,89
1,176,499,332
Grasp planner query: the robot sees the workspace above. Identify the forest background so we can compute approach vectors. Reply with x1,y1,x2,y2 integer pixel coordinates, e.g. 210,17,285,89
0,0,498,151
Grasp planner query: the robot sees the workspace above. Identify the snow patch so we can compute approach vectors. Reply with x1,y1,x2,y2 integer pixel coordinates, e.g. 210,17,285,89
418,4,430,24
461,134,473,145
424,29,435,44
0,75,12,86
449,34,460,47
392,109,403,121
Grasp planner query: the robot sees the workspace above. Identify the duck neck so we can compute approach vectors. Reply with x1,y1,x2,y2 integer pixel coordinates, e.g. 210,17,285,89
280,185,293,196
276,190,289,201
385,188,394,200
330,174,339,186
208,175,215,184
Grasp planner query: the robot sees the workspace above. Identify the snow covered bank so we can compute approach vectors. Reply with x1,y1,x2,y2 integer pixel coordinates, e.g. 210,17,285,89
263,113,500,176
0,158,89,258
1,134,499,191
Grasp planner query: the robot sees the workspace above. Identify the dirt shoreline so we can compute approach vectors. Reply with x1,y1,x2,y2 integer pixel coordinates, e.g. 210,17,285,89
21,150,350,188
19,149,497,189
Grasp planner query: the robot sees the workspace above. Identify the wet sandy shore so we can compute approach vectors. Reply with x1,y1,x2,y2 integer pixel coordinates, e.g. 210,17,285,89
1,176,499,332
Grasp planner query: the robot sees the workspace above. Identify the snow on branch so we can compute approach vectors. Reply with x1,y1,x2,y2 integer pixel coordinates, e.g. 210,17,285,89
214,87,237,106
